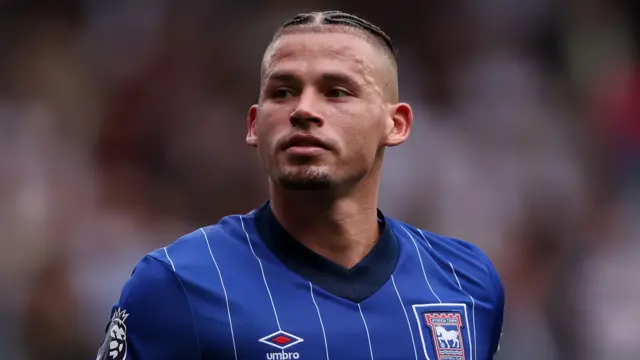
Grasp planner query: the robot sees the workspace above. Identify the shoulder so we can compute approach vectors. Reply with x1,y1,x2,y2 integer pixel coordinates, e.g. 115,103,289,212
104,246,202,359
118,211,256,304
116,216,249,308
142,212,254,275
387,217,490,261
387,218,504,301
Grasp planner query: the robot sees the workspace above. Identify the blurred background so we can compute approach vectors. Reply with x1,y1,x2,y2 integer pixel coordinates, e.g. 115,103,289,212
0,0,638,359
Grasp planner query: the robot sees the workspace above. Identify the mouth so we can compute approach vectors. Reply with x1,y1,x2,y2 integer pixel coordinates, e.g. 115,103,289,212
282,134,330,150
281,134,330,156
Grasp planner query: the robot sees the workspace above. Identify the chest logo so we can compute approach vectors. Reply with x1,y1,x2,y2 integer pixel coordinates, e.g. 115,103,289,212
413,303,470,360
260,330,304,359
424,312,466,360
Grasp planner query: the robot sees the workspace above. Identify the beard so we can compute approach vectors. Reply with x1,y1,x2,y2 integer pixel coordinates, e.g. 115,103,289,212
260,144,372,192
276,165,334,190
274,163,370,192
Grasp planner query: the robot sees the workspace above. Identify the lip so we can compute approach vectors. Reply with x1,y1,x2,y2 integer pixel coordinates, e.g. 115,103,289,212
285,145,326,156
282,134,330,150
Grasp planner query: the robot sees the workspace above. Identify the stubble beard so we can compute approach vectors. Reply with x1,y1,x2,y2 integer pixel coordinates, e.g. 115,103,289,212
275,163,371,192
276,165,334,191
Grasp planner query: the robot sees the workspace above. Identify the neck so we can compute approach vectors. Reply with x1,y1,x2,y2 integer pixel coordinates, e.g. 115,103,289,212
269,176,381,269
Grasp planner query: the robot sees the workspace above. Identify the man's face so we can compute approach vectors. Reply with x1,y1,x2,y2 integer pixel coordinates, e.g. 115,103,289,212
247,31,406,191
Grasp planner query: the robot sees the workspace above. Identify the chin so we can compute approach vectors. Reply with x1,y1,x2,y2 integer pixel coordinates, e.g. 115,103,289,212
278,176,334,190
275,166,335,191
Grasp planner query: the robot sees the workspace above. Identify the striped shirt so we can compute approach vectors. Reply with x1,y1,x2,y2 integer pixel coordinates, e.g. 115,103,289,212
96,201,504,360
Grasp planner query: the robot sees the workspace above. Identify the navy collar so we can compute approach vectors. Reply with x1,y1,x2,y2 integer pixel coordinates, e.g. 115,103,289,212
253,201,399,303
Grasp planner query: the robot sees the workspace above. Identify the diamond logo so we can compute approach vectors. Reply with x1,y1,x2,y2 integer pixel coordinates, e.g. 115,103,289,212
259,330,304,350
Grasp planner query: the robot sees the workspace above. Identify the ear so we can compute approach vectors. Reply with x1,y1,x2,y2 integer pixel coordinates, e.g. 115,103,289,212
383,102,413,147
246,105,259,147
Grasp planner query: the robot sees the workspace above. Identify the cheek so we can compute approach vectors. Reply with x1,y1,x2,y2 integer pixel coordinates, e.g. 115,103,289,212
339,106,385,141
257,104,292,129
337,109,385,159
256,112,287,153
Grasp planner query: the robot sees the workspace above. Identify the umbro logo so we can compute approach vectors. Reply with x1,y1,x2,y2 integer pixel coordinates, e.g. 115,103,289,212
259,330,303,359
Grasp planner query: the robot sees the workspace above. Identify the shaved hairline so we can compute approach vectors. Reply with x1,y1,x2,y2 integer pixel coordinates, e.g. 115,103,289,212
260,25,399,102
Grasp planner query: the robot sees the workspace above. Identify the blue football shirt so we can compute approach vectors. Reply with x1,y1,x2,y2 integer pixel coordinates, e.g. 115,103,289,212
96,202,504,360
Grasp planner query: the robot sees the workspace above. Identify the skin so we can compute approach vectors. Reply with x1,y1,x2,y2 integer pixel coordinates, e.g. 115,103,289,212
246,29,413,269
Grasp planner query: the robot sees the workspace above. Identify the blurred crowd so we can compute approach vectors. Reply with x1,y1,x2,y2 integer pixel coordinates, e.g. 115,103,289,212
0,0,638,359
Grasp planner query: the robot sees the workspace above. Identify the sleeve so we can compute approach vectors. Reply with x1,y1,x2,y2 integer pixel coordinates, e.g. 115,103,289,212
95,255,200,360
487,266,505,357
471,245,505,359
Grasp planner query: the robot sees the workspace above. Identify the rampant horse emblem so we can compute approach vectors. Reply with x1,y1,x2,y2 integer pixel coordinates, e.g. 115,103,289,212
424,312,466,360
96,308,129,360
435,326,460,348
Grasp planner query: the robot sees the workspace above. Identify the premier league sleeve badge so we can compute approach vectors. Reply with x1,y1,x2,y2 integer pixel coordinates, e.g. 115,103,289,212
96,308,129,360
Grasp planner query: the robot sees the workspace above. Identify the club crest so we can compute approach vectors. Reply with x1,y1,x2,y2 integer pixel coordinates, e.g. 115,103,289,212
424,312,466,360
96,308,129,360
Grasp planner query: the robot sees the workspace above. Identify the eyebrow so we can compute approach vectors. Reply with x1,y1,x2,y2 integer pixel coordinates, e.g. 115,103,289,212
265,71,361,89
321,72,361,89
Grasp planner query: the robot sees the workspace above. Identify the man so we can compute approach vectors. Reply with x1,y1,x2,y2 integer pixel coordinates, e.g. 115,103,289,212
97,11,504,360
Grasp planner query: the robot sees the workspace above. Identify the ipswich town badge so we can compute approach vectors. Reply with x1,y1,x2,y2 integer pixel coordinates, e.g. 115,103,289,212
96,308,129,360
424,312,466,360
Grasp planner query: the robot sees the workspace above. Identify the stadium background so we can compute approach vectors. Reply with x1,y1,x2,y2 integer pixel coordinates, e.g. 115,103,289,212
0,0,638,359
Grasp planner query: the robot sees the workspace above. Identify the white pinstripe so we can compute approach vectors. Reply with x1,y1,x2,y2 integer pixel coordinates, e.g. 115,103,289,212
201,228,238,360
357,304,374,360
309,282,329,360
163,247,176,271
391,275,420,360
402,226,442,303
417,230,434,249
239,216,282,330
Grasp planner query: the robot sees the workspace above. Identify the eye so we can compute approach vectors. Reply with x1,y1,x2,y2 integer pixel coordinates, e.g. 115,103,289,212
326,88,351,98
272,88,296,99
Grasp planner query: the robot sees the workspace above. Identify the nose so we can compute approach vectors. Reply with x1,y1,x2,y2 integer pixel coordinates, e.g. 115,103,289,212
290,90,324,127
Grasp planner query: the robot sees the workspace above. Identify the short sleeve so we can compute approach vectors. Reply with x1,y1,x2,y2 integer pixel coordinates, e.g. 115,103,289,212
95,255,200,360
488,269,505,357
470,245,505,358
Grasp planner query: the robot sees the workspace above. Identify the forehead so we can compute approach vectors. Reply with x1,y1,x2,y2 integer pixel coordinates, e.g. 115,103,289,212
262,32,383,79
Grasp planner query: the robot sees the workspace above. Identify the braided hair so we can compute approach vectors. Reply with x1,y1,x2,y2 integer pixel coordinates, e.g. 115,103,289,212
273,11,397,59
